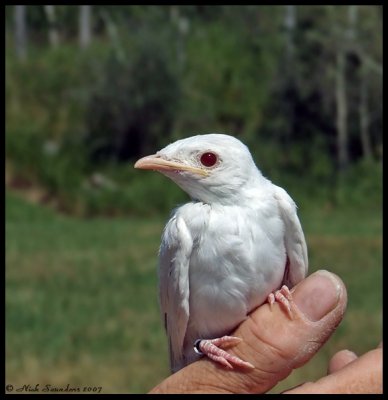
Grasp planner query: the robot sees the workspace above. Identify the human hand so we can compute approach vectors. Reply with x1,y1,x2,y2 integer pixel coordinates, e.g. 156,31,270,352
149,270,380,394
285,342,382,394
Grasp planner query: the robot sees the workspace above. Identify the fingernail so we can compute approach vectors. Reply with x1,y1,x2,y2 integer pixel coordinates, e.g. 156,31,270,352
341,349,358,360
293,270,342,322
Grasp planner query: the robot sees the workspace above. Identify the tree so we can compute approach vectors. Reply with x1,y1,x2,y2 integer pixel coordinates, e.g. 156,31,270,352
44,5,60,47
14,5,27,61
79,5,92,48
359,68,372,160
335,48,348,171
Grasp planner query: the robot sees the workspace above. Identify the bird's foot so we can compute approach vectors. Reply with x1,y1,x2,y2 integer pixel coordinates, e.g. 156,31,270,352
267,285,294,319
194,336,254,370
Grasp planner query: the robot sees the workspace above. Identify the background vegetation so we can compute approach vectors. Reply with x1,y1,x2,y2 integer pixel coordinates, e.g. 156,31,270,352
6,5,382,394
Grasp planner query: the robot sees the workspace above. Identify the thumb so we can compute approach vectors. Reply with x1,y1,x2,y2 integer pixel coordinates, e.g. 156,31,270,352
149,270,347,394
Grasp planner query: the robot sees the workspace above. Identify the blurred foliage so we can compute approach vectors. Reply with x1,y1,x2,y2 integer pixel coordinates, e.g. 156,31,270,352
84,28,181,162
5,5,382,217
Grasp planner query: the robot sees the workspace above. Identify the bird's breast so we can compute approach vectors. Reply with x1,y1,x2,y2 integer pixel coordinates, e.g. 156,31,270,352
181,202,287,339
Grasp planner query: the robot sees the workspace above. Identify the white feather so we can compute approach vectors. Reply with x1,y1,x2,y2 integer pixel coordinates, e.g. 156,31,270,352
151,134,308,372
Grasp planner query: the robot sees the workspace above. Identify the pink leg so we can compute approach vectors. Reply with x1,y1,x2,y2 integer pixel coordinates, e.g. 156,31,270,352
194,336,254,370
267,285,294,319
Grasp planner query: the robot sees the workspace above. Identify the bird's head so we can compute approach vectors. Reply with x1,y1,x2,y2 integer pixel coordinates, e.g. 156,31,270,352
134,134,265,205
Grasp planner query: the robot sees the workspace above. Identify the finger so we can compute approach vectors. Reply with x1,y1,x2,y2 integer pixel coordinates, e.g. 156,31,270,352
149,270,347,394
285,348,382,394
377,341,382,349
328,350,358,374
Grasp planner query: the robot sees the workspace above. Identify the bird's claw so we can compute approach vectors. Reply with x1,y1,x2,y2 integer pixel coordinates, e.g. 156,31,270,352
267,285,294,319
194,336,254,370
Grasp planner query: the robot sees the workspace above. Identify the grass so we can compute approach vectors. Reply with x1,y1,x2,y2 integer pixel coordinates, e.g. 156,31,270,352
5,190,382,393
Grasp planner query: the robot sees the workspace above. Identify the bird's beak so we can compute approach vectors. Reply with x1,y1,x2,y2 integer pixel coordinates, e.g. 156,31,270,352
134,155,209,177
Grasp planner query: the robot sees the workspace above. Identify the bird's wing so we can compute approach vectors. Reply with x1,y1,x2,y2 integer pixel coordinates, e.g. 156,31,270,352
158,214,192,372
274,186,308,287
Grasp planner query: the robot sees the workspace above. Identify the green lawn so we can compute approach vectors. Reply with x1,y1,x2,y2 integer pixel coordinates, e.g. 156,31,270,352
6,191,382,393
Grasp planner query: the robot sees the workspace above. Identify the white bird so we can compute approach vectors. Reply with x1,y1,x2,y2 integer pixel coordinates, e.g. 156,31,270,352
134,133,308,373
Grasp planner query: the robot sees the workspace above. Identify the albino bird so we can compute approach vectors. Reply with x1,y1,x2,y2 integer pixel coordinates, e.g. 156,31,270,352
135,133,308,372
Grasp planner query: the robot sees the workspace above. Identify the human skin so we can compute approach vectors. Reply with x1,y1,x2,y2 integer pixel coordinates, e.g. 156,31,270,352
149,270,382,394
285,344,382,394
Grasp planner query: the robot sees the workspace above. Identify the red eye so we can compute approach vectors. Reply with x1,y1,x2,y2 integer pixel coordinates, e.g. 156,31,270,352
200,152,218,167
